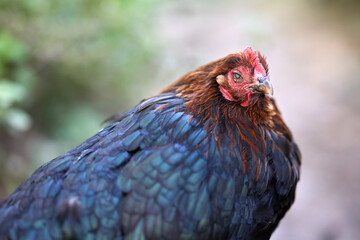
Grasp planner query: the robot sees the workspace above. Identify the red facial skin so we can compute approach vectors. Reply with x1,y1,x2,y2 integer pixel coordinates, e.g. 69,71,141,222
219,47,267,107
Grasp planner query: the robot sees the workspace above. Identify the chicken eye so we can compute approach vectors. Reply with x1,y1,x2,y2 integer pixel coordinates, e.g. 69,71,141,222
233,72,243,82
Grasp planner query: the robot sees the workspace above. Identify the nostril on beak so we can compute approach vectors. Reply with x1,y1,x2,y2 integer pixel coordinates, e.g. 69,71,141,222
257,77,266,83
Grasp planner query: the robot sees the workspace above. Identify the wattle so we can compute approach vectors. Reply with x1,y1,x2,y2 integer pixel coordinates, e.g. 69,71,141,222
219,86,236,102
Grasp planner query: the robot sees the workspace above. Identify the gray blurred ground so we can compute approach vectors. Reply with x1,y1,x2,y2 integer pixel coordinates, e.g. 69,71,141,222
153,1,360,239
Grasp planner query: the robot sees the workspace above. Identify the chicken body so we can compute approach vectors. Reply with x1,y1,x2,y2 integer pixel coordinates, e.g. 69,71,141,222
0,48,301,240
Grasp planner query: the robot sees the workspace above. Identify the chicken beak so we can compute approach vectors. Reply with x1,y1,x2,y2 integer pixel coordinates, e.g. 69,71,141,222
247,77,273,96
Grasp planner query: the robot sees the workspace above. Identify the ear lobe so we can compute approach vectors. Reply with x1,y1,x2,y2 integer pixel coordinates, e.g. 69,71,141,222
216,75,227,86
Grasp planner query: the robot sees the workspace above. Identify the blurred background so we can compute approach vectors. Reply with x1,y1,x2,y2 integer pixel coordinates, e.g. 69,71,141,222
0,0,359,239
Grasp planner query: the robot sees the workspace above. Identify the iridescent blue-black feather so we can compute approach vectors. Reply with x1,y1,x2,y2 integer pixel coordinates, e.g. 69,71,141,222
0,49,301,240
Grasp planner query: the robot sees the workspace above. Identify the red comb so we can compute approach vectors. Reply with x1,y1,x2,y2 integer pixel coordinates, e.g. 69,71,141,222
242,46,266,76
243,46,257,59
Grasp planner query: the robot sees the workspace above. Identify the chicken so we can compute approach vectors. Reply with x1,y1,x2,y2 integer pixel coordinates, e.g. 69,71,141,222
0,47,301,240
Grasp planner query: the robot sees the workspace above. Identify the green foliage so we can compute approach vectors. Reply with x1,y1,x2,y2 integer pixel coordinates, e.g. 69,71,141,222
0,31,28,65
0,0,162,197
0,31,35,132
